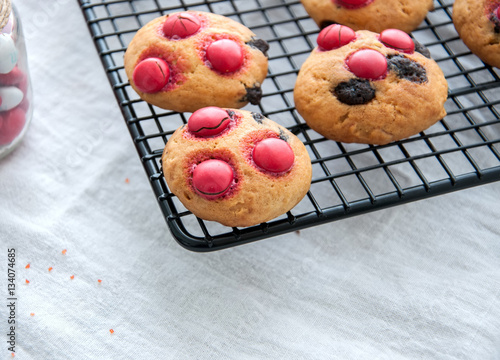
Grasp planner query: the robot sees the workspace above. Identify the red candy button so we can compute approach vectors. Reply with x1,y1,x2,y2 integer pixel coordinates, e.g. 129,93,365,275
335,0,372,9
496,6,500,20
347,49,387,80
188,107,231,137
0,107,26,145
192,159,234,199
317,24,356,51
379,29,415,54
252,138,294,173
133,58,170,93
206,39,244,73
163,12,201,39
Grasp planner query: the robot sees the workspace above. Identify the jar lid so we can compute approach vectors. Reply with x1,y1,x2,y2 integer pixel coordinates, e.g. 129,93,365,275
0,0,11,31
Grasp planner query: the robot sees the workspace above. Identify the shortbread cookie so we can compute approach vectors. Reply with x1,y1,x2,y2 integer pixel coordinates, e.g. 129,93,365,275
300,0,434,33
124,11,269,113
294,25,448,145
162,107,312,227
453,0,500,68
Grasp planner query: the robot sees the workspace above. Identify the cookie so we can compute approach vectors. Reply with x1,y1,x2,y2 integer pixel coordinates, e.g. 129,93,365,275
453,0,500,68
300,0,434,33
294,25,448,145
124,11,269,113
162,107,312,227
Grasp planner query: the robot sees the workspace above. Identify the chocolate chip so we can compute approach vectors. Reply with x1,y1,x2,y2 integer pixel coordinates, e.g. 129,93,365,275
247,37,270,57
241,85,263,105
251,112,265,124
278,128,289,142
414,40,431,58
387,55,427,83
333,79,376,105
320,20,338,29
226,109,236,119
490,13,500,33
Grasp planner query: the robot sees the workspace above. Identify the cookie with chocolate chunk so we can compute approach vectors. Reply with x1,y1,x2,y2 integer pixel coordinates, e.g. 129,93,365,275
294,25,448,145
300,0,434,33
453,0,500,68
162,107,312,227
124,11,269,113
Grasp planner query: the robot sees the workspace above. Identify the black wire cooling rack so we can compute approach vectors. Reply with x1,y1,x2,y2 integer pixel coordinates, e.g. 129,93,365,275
79,0,500,251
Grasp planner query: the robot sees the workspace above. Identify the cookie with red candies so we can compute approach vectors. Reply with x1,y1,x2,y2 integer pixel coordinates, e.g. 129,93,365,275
300,0,434,33
453,0,500,68
162,107,312,227
294,25,448,145
124,11,269,113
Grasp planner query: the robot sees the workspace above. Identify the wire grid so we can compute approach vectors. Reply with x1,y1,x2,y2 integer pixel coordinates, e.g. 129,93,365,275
80,0,500,251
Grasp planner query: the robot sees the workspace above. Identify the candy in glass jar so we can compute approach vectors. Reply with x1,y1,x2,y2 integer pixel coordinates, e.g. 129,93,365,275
0,0,33,159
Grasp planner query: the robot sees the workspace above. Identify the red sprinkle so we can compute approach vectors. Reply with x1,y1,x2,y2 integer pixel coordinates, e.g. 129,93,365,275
252,138,295,173
206,39,244,73
30,312,35,316
317,24,356,51
25,263,30,269
110,329,115,334
379,29,415,54
48,267,53,272
125,178,130,184
163,12,201,39
25,279,30,284
70,275,75,280
346,49,388,80
62,249,67,255
192,159,234,199
98,279,102,283
188,107,231,137
133,58,170,93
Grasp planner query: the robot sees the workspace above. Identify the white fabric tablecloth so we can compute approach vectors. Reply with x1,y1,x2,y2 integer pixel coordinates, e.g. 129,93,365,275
1,1,500,359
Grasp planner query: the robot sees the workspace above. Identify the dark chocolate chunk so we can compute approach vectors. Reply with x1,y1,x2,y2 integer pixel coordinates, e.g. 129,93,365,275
226,109,236,119
278,128,289,142
247,37,270,57
241,85,263,105
333,79,376,105
251,112,265,124
489,12,500,33
414,39,431,58
387,55,427,83
320,20,338,29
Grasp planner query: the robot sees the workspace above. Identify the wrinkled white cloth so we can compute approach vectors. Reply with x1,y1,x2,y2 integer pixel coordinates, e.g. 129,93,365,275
1,1,500,359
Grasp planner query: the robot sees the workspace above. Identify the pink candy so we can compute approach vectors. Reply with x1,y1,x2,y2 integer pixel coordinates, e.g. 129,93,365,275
133,57,170,93
379,29,415,54
206,39,244,73
0,107,26,145
192,159,234,199
188,107,230,137
335,0,372,9
163,12,201,39
347,49,387,80
317,24,356,51
0,66,27,145
252,138,294,173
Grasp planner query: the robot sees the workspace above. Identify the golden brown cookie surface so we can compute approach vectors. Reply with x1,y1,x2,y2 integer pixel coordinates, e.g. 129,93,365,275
453,0,500,68
300,0,434,33
124,11,269,113
162,108,312,227
294,26,448,145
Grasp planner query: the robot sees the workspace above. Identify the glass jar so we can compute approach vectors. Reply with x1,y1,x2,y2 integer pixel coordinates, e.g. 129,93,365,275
0,0,32,159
